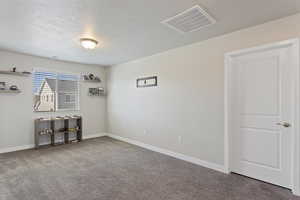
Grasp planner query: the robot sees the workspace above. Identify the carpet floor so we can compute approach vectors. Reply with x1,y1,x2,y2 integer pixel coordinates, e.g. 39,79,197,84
0,136,299,200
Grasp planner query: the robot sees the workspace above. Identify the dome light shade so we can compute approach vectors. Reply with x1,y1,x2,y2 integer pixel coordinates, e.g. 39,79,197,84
80,38,98,49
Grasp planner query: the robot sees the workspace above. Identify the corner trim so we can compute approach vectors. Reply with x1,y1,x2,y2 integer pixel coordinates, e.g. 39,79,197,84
0,133,107,154
107,134,226,173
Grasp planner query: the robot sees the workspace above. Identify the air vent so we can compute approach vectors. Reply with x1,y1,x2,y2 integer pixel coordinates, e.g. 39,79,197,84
162,5,216,33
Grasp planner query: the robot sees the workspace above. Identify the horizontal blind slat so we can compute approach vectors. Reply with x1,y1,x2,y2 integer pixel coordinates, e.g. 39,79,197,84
33,71,79,111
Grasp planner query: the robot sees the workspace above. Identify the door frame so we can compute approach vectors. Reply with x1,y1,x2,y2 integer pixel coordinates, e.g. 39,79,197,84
224,39,300,195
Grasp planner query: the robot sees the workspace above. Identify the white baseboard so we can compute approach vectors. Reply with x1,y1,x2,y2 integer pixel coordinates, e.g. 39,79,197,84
83,133,107,140
107,134,226,173
0,144,35,154
0,133,226,173
294,190,300,196
0,133,107,154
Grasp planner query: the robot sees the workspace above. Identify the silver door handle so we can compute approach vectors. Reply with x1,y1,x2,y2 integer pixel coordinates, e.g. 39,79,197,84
276,122,291,127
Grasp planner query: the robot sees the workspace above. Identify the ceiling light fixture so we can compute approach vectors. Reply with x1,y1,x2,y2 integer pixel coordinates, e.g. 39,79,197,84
80,38,98,49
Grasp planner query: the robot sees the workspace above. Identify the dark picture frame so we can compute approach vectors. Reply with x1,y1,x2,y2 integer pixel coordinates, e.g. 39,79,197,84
136,76,157,88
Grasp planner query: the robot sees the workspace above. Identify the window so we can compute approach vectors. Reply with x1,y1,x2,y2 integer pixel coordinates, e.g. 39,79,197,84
33,71,79,112
65,95,75,103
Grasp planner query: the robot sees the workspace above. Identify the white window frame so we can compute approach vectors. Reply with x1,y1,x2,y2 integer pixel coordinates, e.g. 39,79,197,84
33,68,80,112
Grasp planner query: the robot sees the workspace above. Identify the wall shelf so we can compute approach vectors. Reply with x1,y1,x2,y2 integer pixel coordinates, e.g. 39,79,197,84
0,90,21,94
82,80,101,83
0,70,31,77
82,74,101,83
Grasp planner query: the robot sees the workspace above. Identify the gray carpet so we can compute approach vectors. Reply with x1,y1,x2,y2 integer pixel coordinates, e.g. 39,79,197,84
0,136,299,200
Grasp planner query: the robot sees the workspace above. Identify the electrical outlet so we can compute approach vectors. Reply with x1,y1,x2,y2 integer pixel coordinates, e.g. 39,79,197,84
178,136,182,144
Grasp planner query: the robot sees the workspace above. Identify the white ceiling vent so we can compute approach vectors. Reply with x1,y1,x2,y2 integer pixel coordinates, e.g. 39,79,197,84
162,5,216,33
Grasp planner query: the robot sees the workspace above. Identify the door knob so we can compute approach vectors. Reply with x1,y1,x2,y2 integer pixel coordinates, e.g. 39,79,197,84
276,122,291,127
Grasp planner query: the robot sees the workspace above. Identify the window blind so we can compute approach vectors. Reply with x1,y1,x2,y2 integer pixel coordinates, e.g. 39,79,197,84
33,71,79,112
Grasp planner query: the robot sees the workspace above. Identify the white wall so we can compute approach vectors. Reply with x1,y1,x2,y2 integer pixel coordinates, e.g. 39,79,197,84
107,13,300,166
0,51,107,150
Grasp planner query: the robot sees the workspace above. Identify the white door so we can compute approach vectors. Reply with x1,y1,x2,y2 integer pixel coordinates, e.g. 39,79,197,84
229,42,296,188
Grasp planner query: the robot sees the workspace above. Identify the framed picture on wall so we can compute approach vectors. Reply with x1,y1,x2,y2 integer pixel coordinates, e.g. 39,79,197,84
136,76,157,88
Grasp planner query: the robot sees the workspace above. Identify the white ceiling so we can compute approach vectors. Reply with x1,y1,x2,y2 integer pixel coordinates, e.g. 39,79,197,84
0,0,299,66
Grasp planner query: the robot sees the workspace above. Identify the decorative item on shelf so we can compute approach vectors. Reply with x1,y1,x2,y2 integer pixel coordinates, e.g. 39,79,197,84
0,67,31,76
89,73,94,80
88,87,105,96
0,83,21,93
0,82,6,90
82,73,101,82
39,129,53,135
68,126,80,132
8,66,31,75
9,85,18,91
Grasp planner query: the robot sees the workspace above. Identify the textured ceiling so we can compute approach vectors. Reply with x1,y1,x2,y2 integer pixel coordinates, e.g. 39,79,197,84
0,0,299,66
